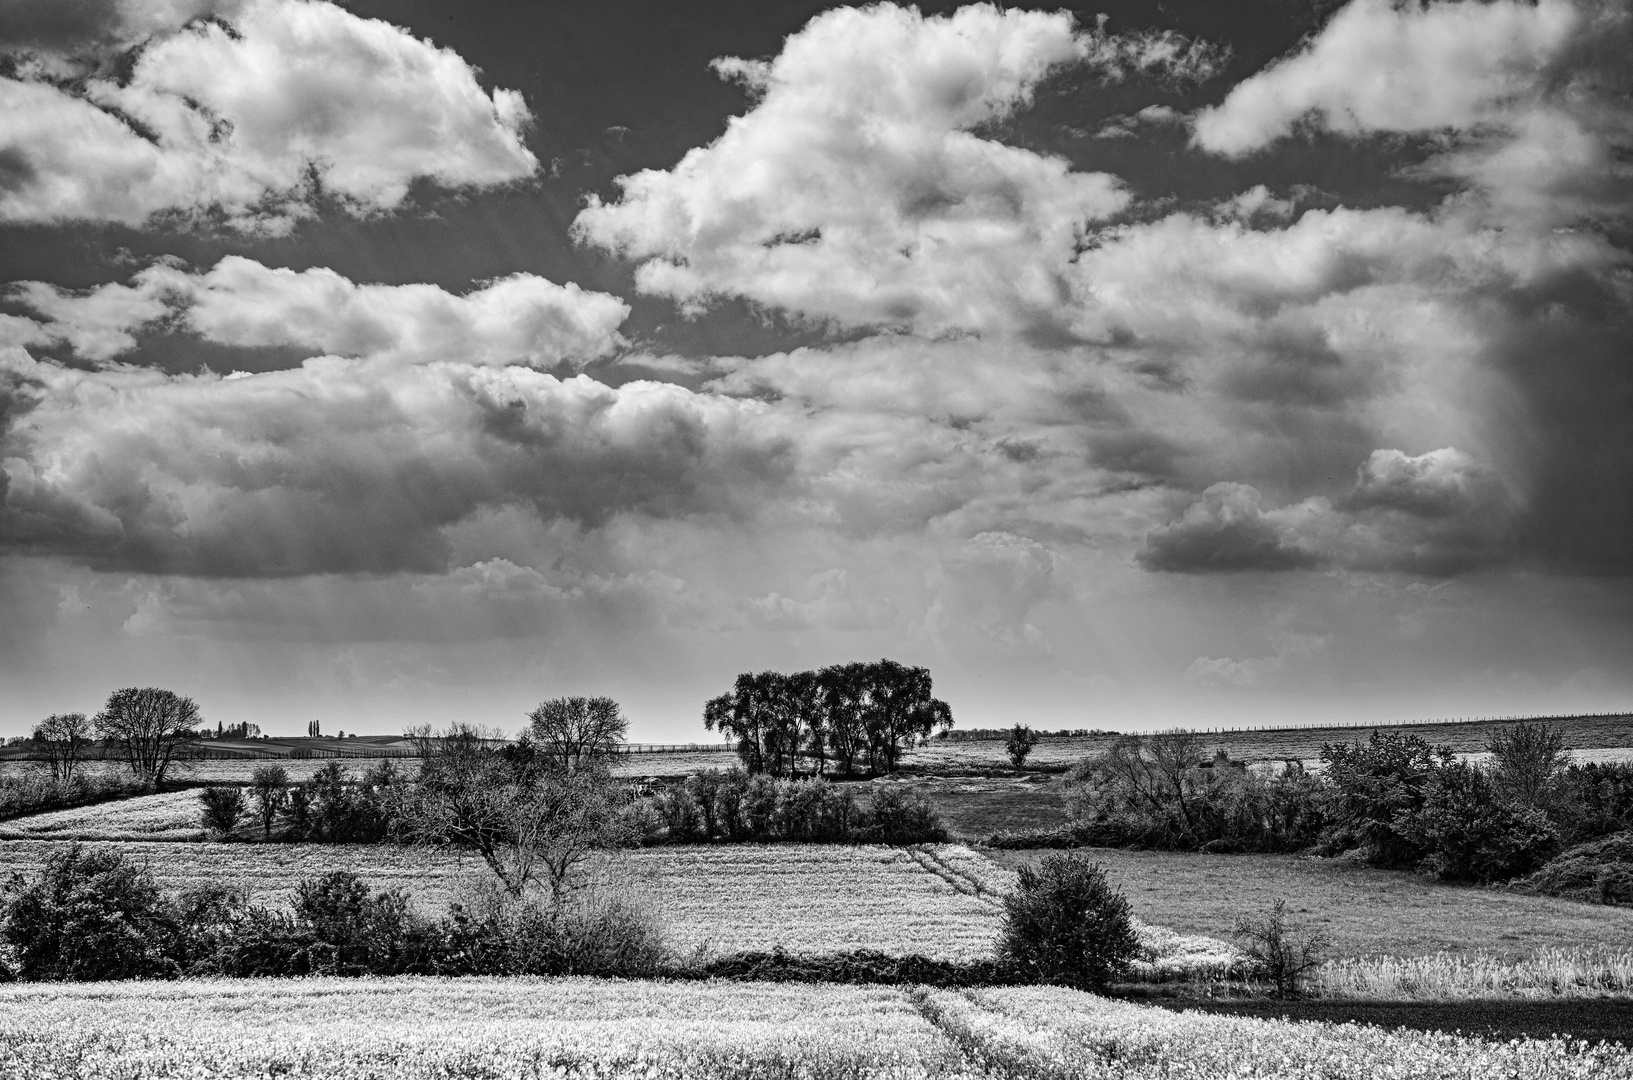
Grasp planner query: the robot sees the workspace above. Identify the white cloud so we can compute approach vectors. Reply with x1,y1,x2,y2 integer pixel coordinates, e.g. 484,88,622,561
574,3,1128,338
0,0,536,231
1139,448,1513,574
8,256,629,368
0,349,796,576
1192,0,1631,227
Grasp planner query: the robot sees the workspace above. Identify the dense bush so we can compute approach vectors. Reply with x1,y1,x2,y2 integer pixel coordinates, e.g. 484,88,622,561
1512,831,1633,905
1065,732,1326,853
0,848,670,981
647,769,945,844
198,786,246,837
1396,760,1560,882
997,852,1138,990
1,845,192,980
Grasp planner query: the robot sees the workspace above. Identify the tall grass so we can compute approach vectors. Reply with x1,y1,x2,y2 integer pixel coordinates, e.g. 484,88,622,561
1313,948,1633,1000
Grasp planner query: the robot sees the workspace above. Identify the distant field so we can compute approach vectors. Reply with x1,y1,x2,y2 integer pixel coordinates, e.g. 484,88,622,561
0,750,735,783
985,847,1633,962
0,790,204,841
908,713,1633,770
0,841,1005,961
0,977,1621,1080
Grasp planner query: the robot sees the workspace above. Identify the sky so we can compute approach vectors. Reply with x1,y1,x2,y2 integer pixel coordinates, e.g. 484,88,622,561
0,0,1630,740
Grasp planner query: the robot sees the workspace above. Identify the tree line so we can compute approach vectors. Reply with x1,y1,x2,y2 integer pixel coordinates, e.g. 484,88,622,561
704,659,952,777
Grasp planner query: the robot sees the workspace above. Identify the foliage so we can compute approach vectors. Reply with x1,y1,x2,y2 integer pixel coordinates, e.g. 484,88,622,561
197,786,246,838
705,659,953,777
0,770,145,823
1487,721,1572,811
1233,899,1328,997
29,713,91,782
93,687,202,786
395,723,635,904
0,844,181,980
525,696,629,773
1396,759,1560,882
997,852,1138,990
1320,731,1451,866
1512,831,1633,905
645,769,945,844
248,764,288,840
1066,733,1325,853
1005,724,1038,768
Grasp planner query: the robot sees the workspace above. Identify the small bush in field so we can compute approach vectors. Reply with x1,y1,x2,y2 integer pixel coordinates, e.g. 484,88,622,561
998,852,1138,989
1006,724,1039,768
864,786,947,844
198,786,246,838
1233,899,1328,997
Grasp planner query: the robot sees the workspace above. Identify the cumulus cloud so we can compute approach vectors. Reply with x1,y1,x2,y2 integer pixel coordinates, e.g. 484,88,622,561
8,256,629,368
574,3,1130,338
0,0,246,63
1192,0,1632,226
0,349,795,576
1139,448,1513,574
0,0,536,231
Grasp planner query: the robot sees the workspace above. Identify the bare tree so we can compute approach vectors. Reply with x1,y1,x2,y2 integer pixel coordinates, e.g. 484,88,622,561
1488,721,1571,809
395,722,635,908
525,697,629,773
249,764,289,840
93,687,201,786
31,713,91,782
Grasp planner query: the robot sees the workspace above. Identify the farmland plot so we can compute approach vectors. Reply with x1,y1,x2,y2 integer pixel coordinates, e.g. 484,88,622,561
0,977,1626,1080
0,790,206,841
0,842,1008,960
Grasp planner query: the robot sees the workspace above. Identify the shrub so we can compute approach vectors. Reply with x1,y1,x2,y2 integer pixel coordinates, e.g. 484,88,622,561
1006,724,1039,768
1398,760,1561,882
863,785,947,844
1320,731,1451,867
0,844,179,980
997,853,1138,990
1233,899,1328,997
443,884,669,977
198,786,246,837
1512,831,1633,905
290,870,440,975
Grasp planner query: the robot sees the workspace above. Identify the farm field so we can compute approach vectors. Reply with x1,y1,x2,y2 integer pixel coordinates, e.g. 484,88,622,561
986,846,1633,961
0,841,1007,961
0,789,205,841
0,749,736,784
906,713,1633,770
0,976,1626,1080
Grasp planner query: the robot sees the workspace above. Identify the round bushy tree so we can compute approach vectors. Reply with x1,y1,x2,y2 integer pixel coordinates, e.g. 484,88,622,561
998,852,1138,989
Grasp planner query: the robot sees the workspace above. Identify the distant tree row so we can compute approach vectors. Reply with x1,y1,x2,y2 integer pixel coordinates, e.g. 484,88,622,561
703,659,952,777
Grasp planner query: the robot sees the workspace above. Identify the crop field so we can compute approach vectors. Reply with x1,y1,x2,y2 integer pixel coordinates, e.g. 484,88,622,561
0,841,1008,961
907,713,1633,770
0,790,206,841
0,977,1626,1080
987,847,1633,961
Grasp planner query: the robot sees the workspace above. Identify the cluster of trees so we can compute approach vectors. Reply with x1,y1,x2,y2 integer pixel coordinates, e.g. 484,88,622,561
1062,723,1624,883
648,770,946,844
28,688,204,787
199,762,402,843
704,660,952,778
